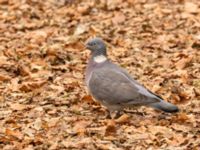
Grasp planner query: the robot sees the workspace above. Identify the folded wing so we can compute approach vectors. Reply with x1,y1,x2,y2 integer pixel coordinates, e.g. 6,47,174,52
88,64,159,106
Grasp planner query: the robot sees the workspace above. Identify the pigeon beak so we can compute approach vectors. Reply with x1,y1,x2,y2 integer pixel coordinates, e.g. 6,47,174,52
85,44,91,50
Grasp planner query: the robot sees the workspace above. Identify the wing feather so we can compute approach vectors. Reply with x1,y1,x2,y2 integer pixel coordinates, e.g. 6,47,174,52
88,64,159,106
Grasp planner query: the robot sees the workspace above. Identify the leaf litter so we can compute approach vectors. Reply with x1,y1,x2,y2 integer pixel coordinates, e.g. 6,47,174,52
0,0,200,149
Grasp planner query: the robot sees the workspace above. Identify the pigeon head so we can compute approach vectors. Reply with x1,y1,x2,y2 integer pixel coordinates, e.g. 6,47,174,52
85,38,107,56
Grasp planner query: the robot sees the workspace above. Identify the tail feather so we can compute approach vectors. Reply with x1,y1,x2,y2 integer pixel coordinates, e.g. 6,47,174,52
149,100,179,113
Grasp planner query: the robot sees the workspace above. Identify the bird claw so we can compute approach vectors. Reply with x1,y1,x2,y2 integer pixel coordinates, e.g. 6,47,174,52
106,110,122,119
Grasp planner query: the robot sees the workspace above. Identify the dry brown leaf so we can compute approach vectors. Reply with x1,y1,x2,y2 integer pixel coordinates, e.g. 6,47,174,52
168,134,186,146
112,47,127,57
95,144,112,150
19,80,47,92
158,57,172,68
171,124,191,132
18,64,31,76
105,120,116,136
81,95,94,104
5,129,23,140
77,5,89,15
0,0,7,4
178,90,190,100
0,74,11,81
112,12,126,25
23,127,35,138
0,56,10,66
175,56,192,69
23,145,34,150
32,118,42,130
115,114,130,124
73,120,91,136
10,103,26,111
0,136,10,144
172,113,189,123
47,44,61,56
74,24,87,35
152,84,162,93
106,0,123,10
88,26,100,36
148,126,173,138
171,94,181,103
194,87,200,96
184,2,198,13
47,117,60,127
25,30,48,44
0,0,199,149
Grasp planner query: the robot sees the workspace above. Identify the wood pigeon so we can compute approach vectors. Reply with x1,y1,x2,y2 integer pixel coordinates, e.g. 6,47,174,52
85,37,179,117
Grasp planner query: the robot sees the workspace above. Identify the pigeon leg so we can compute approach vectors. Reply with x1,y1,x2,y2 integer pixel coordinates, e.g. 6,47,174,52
114,111,122,119
105,109,112,119
106,110,121,119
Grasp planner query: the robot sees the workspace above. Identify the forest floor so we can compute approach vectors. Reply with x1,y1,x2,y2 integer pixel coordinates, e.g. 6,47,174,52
0,0,200,149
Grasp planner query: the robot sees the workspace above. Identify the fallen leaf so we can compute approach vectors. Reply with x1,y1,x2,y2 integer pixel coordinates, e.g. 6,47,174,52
5,129,23,140
148,125,173,138
19,80,47,92
74,24,87,35
81,95,94,104
47,117,60,127
32,118,42,130
10,103,26,111
112,12,126,25
168,134,186,146
194,87,200,96
172,113,189,123
25,30,48,44
171,124,191,132
0,74,11,81
18,64,31,76
73,120,91,136
105,120,116,136
115,114,130,124
77,5,89,15
175,56,192,69
23,127,35,138
184,2,198,13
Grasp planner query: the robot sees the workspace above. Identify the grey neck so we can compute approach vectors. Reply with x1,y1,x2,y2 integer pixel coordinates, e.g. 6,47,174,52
92,48,107,57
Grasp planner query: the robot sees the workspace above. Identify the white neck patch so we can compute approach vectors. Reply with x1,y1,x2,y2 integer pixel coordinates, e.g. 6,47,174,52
93,55,107,63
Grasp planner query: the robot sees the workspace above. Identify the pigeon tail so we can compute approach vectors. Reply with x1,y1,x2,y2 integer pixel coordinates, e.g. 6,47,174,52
149,100,179,113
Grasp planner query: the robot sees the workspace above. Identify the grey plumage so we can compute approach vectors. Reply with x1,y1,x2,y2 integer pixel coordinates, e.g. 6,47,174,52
85,37,179,115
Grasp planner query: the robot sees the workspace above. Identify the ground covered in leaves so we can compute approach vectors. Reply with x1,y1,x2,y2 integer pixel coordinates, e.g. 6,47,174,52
0,0,200,149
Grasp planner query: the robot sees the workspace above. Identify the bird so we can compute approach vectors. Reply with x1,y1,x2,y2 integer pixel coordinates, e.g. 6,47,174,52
84,37,179,118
